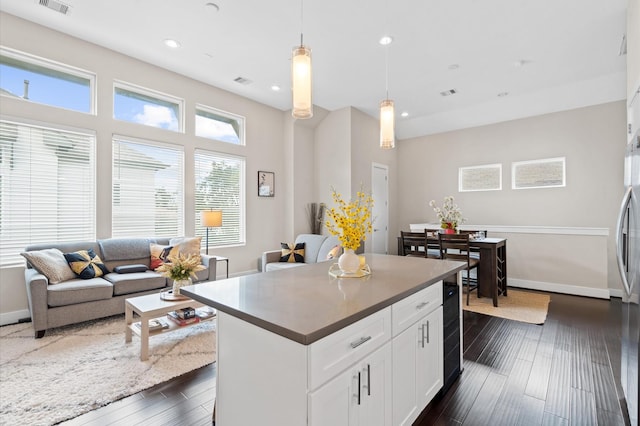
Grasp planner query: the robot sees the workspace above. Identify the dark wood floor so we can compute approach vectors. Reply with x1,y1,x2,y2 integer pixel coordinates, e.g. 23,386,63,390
61,292,630,426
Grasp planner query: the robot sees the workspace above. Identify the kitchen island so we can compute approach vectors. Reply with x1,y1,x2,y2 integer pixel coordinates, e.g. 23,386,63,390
182,253,465,426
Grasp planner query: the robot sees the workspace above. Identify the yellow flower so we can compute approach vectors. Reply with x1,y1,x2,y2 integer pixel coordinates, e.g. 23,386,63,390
325,186,374,251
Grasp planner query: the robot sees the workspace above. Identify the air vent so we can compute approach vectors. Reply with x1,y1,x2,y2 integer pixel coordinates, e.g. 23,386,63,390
440,89,457,97
233,77,253,85
37,0,71,15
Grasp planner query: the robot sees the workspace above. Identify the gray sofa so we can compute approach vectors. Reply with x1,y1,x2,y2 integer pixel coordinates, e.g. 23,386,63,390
23,237,217,338
261,234,342,272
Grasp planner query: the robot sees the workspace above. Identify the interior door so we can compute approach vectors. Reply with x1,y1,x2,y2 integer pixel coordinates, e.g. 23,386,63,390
372,163,389,254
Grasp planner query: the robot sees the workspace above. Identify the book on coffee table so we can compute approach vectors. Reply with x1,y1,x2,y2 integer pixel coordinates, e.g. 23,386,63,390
167,311,200,326
134,318,169,331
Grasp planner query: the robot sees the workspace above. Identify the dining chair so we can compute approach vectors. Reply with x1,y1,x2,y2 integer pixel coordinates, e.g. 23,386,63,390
438,233,480,305
400,231,428,257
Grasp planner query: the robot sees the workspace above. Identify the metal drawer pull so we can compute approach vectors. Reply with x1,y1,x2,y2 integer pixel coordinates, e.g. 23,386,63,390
416,301,430,310
357,371,361,405
350,335,372,349
426,320,430,344
367,364,371,396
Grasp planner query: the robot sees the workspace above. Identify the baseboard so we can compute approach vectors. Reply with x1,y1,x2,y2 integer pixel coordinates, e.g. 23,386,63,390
608,288,624,299
0,309,31,327
509,278,611,300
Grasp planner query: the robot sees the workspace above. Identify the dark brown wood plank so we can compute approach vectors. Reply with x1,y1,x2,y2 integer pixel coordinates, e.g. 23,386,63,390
544,348,571,419
569,387,597,426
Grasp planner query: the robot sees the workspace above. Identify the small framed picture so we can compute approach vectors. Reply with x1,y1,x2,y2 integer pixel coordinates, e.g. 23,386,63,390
258,171,275,197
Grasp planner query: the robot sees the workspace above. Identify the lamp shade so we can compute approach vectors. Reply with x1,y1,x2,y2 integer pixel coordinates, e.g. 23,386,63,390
291,45,313,119
380,99,395,149
201,210,222,227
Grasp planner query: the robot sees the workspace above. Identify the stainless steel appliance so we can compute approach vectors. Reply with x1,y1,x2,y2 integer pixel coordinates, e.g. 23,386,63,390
617,129,640,426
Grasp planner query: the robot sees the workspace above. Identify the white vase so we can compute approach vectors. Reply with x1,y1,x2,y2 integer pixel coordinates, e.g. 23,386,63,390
172,277,192,296
338,249,360,274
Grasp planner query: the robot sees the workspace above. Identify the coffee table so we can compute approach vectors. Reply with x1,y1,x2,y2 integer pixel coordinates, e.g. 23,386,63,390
125,292,215,361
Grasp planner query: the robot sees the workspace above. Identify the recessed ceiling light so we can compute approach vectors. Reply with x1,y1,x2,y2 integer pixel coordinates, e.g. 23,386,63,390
379,35,393,46
401,112,409,117
271,85,281,92
163,39,181,49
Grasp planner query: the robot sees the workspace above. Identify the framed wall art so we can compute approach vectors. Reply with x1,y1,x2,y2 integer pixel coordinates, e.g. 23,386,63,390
258,171,275,197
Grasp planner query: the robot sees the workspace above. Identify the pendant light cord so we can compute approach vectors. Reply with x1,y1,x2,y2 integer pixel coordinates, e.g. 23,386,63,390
300,0,304,46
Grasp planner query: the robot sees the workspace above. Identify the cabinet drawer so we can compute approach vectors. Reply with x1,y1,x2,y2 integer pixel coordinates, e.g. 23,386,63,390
308,307,391,391
392,281,442,336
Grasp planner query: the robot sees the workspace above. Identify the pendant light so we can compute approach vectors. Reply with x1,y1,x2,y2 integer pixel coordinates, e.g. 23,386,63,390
291,0,313,119
380,35,395,149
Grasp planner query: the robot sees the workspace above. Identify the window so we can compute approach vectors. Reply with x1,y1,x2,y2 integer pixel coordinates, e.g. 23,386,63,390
0,47,95,114
195,150,245,247
113,82,183,132
195,104,245,145
112,137,184,237
0,119,96,267
512,157,566,189
459,164,502,192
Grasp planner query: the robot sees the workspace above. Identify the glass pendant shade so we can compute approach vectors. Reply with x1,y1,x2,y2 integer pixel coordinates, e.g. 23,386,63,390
291,45,313,119
380,99,395,149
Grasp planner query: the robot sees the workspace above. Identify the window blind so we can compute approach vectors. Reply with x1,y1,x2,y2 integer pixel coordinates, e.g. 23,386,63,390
0,119,96,267
112,137,184,238
194,149,245,248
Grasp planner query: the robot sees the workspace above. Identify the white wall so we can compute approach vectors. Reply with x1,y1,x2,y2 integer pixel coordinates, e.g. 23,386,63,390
628,0,640,98
398,101,627,297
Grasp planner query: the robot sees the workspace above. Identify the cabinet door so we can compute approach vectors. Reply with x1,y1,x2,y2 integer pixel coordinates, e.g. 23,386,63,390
392,321,421,425
308,367,358,426
359,342,392,426
417,306,443,407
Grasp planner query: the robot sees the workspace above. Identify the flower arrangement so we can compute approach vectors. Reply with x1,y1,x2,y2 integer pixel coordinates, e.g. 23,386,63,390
155,253,206,281
429,196,466,230
325,187,374,251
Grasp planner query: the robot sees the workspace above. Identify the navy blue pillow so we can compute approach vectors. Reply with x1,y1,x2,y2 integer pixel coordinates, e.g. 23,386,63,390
64,249,109,279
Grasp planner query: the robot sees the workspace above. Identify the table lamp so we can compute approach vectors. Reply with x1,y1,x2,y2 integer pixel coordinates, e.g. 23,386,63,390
201,210,222,255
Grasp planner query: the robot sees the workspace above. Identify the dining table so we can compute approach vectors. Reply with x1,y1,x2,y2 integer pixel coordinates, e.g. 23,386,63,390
398,232,508,307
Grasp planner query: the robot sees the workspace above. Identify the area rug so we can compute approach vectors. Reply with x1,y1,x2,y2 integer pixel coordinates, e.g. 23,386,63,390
463,289,550,324
0,314,216,426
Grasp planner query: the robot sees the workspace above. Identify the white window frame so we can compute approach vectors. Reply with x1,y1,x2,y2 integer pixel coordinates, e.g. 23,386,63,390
512,157,566,190
113,81,184,133
112,135,185,238
458,163,503,192
0,46,96,115
0,117,96,267
195,104,246,145
194,149,246,248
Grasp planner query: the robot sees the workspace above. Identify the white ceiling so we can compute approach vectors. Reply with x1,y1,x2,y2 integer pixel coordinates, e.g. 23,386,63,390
0,0,629,139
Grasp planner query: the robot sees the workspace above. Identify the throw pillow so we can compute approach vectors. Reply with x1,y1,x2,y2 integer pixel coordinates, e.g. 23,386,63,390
150,243,177,270
64,249,109,279
169,236,202,257
113,264,148,274
326,245,341,260
21,248,77,284
279,242,305,263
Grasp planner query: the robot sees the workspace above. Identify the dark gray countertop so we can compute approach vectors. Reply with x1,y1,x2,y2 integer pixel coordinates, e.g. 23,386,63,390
181,253,465,345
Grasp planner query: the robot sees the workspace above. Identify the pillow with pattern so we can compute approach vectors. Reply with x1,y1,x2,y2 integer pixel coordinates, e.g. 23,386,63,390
64,249,109,279
279,242,305,263
21,248,77,284
150,243,178,270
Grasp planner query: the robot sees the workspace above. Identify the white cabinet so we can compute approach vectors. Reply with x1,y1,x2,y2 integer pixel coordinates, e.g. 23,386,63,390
392,283,444,426
309,342,392,426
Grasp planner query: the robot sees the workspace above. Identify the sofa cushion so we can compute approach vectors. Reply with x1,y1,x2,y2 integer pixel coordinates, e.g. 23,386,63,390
318,236,342,263
47,277,113,307
64,249,109,279
294,234,329,264
103,271,167,296
280,242,305,263
21,248,77,284
265,262,307,272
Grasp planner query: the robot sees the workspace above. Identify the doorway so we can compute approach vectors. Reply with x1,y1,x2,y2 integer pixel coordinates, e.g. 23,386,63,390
371,163,389,254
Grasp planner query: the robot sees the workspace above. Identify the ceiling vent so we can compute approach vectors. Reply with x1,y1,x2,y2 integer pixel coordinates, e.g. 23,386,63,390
233,77,252,85
37,0,71,15
440,89,457,97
